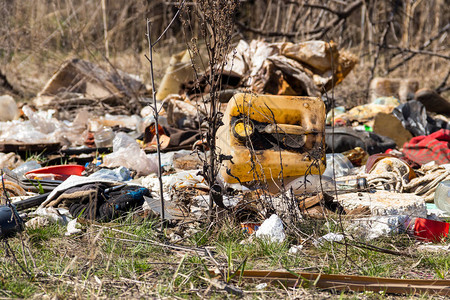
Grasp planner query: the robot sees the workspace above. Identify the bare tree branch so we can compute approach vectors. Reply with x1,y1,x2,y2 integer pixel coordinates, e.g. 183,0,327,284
236,0,362,40
384,45,450,60
386,23,450,74
436,70,450,94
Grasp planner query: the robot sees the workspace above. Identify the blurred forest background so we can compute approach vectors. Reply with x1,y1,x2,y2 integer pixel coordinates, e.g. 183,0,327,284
0,0,449,105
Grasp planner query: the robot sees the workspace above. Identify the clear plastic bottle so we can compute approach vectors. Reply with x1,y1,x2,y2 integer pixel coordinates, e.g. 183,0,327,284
12,160,41,176
322,153,354,179
434,180,450,214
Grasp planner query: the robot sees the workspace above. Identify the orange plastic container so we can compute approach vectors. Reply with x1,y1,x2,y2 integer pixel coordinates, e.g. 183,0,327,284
217,93,326,184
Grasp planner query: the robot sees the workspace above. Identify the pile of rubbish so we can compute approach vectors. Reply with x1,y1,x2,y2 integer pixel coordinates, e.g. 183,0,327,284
1,39,449,248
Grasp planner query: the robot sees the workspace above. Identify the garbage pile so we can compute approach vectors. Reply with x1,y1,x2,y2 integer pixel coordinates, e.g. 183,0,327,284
1,39,449,247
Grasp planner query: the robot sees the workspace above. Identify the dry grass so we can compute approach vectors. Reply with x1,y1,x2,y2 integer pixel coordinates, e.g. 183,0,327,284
1,1,448,102
1,215,449,298
1,1,449,298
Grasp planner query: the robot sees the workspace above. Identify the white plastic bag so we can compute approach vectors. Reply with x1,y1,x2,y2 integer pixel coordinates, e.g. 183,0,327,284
255,214,286,243
103,132,158,176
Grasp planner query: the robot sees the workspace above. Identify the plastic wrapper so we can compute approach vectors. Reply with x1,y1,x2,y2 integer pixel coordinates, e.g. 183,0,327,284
166,169,208,190
103,132,158,176
255,214,285,243
89,166,132,181
0,106,88,146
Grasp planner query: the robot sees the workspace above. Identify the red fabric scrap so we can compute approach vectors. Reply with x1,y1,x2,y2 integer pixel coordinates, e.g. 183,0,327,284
402,129,450,165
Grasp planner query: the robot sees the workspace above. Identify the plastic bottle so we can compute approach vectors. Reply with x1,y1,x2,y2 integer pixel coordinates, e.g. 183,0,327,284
322,153,354,179
434,180,450,214
12,160,41,176
335,178,368,191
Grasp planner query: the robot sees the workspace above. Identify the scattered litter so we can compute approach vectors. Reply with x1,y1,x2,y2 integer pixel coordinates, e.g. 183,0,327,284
65,218,82,236
314,233,344,247
288,244,304,254
348,215,408,240
103,132,158,176
1,33,449,296
28,207,72,226
255,214,285,243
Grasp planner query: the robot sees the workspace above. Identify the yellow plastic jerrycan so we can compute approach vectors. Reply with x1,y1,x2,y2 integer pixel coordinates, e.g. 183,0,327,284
217,93,326,184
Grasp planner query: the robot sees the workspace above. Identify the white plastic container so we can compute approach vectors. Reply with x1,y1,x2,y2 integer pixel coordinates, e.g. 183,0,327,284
434,181,450,214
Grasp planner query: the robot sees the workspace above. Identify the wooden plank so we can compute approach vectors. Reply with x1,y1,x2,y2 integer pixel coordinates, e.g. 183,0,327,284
0,142,60,153
212,270,450,296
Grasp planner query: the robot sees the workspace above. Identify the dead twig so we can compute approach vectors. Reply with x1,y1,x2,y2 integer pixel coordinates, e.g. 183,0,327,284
383,45,450,60
436,70,450,94
386,23,450,74
366,19,390,99
236,0,362,39
145,20,165,222
335,240,416,258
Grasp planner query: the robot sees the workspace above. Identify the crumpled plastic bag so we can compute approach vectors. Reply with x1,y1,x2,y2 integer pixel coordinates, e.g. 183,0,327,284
22,105,57,133
255,214,286,243
27,207,72,227
103,132,158,176
88,166,132,181
0,106,88,146
166,169,208,190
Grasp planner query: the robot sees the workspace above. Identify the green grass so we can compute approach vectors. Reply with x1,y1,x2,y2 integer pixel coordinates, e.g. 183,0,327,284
0,215,449,298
